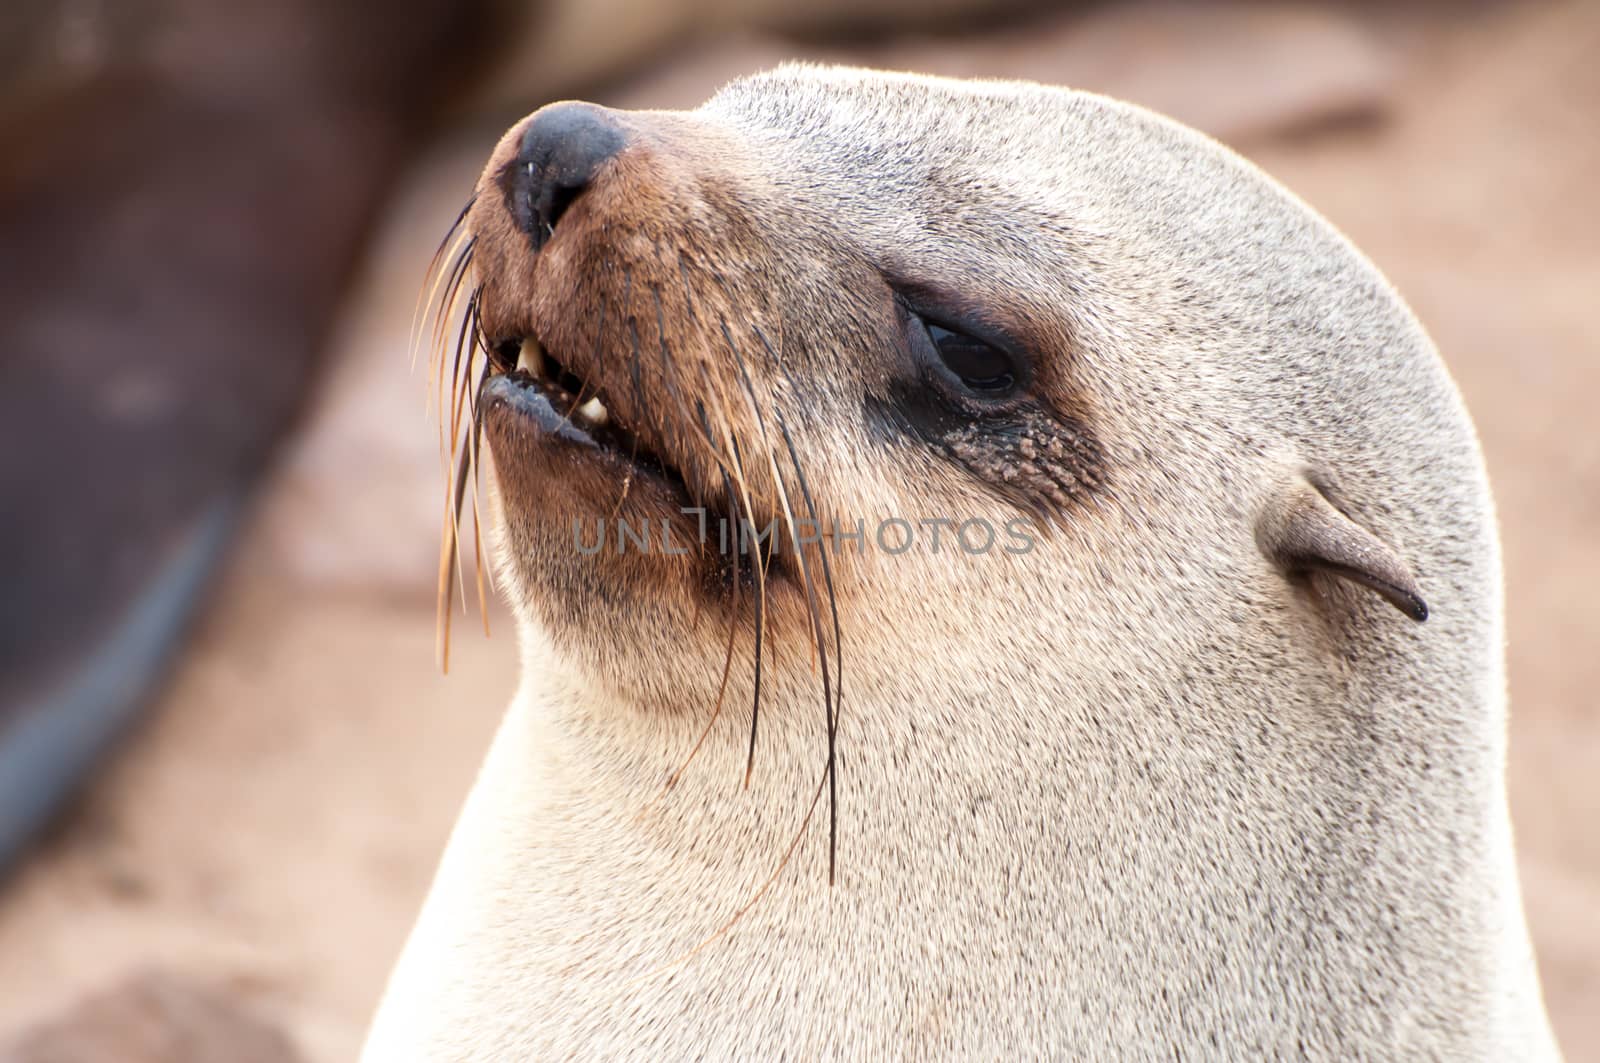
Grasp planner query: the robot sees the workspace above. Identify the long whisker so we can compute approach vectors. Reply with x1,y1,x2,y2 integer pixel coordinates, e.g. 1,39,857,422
712,313,844,888
467,364,492,636
754,439,837,864
683,363,769,791
721,431,767,789
430,240,478,467
445,287,485,614
622,254,731,821
410,197,475,372
722,318,822,669
775,407,845,885
423,204,491,669
709,301,825,679
448,286,480,446
648,274,724,636
431,237,477,405
436,413,477,671
414,229,471,386
687,353,759,576
464,293,498,603
728,317,843,884
763,351,845,661
728,358,820,670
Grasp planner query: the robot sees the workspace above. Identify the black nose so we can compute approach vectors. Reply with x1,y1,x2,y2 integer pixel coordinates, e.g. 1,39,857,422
500,102,627,252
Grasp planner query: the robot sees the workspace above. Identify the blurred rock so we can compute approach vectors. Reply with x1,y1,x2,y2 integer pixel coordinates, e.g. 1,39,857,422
600,34,802,111
874,1,1399,141
607,2,1399,140
468,0,1044,115
0,0,495,874
0,970,302,1063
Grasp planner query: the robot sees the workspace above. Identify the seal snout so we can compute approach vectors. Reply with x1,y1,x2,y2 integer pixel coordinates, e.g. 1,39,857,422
499,101,629,252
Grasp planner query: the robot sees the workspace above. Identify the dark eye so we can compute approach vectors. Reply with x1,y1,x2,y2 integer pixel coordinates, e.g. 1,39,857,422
927,322,1014,393
911,312,1019,397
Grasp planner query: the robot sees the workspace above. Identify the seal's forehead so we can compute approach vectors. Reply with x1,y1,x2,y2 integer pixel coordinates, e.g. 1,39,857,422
698,65,1124,285
700,67,1318,247
696,63,1182,248
703,64,1072,158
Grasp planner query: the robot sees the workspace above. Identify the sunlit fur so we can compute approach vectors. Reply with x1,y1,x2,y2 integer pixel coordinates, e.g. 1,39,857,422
367,66,1558,1059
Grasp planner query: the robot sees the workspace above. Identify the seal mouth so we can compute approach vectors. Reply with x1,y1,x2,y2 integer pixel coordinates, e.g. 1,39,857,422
477,330,780,593
482,333,696,504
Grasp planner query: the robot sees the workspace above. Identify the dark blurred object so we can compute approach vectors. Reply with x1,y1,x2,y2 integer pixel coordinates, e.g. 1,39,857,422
0,0,497,869
0,969,304,1063
462,0,1048,116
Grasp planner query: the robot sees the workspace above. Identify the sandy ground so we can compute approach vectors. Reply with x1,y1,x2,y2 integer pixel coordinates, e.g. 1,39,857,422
0,2,1594,1059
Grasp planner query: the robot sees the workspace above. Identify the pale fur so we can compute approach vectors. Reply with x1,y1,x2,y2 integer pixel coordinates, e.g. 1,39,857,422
363,66,1558,1059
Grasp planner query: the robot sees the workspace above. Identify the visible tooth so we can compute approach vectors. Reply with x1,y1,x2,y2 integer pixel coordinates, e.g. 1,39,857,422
576,397,608,425
516,337,544,376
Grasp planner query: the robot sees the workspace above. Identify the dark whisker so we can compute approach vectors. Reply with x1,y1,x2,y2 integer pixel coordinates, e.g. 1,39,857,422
703,286,841,883
725,446,766,790
465,339,492,635
722,314,823,674
429,195,476,269
432,237,477,374
776,406,845,885
411,196,475,368
449,284,482,442
653,245,737,487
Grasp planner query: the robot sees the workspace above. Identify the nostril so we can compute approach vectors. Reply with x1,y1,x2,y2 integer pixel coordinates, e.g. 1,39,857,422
500,101,628,252
545,181,584,237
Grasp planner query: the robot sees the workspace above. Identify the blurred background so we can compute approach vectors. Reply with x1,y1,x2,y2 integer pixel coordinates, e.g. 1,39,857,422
0,0,1595,1059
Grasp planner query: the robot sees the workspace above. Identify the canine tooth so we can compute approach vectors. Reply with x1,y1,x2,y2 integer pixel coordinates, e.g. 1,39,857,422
577,397,608,425
516,337,544,376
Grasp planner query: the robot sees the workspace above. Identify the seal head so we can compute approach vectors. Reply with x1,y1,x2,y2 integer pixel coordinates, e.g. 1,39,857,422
371,66,1556,1059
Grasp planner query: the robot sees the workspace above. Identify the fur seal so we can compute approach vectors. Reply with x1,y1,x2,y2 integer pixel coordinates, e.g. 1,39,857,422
363,66,1558,1058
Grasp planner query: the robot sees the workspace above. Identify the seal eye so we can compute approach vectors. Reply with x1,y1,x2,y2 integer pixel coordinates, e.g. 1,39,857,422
926,322,1014,394
907,310,1020,398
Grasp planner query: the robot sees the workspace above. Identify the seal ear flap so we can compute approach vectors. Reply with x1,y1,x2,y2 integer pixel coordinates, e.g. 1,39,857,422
1258,480,1429,622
